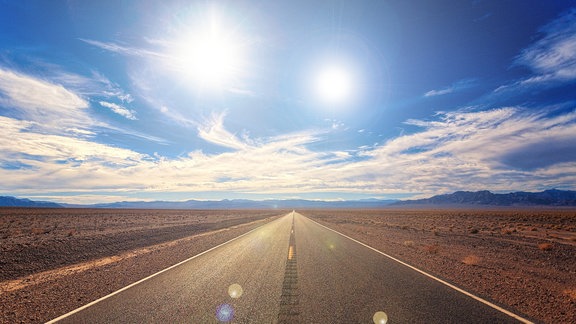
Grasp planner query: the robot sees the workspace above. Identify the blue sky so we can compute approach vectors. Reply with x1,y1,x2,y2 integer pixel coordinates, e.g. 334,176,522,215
1,0,575,204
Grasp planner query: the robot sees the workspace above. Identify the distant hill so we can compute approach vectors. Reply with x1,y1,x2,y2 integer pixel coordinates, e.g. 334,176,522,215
0,196,63,208
4,190,574,208
393,189,576,206
67,198,398,209
0,196,397,209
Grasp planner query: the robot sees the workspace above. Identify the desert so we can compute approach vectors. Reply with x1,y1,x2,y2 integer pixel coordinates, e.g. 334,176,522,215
1,207,575,323
0,208,283,323
304,208,576,324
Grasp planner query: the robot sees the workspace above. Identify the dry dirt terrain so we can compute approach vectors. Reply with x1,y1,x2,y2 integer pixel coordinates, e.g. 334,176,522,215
303,208,576,324
1,208,575,323
0,208,284,323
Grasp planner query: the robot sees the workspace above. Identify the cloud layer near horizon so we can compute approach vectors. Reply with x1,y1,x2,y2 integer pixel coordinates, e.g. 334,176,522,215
0,69,574,204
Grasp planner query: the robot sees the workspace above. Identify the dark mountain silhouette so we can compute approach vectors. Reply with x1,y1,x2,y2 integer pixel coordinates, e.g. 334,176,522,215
3,190,574,209
0,196,63,208
393,189,576,206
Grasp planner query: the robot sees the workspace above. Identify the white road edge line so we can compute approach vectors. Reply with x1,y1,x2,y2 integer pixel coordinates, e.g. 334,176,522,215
303,214,535,324
45,214,287,323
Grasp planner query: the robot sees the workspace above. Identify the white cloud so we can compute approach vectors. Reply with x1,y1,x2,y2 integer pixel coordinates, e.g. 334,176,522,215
516,9,576,79
1,105,574,201
0,68,89,117
354,107,576,194
499,9,576,92
424,79,476,97
424,87,453,97
197,112,250,150
50,69,131,103
80,39,166,60
0,116,143,163
99,101,137,120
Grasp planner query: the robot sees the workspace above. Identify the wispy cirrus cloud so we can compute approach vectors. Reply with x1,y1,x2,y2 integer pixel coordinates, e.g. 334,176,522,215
0,66,162,149
197,112,251,150
0,68,88,113
497,9,576,92
79,39,167,60
516,9,576,79
0,68,92,129
424,78,477,97
354,107,576,194
99,101,137,120
2,103,574,203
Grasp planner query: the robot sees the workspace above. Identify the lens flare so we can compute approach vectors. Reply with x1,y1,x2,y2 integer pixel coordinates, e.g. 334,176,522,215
216,303,235,322
373,311,388,324
228,283,243,298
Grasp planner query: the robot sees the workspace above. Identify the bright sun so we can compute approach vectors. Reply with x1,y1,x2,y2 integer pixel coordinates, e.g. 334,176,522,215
172,10,244,89
314,64,355,105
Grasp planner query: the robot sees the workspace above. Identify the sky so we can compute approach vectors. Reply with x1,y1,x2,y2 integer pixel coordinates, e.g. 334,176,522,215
1,0,575,204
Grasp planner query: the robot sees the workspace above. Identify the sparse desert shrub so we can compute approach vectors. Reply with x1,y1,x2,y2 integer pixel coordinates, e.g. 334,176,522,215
462,255,481,266
403,240,415,248
31,227,48,235
563,289,576,300
538,243,553,251
423,244,440,254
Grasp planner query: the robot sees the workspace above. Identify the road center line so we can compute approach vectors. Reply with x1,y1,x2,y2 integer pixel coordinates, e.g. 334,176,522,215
277,212,300,323
303,214,535,324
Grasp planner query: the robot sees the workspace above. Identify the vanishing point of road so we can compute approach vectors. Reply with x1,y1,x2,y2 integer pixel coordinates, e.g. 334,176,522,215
48,212,533,323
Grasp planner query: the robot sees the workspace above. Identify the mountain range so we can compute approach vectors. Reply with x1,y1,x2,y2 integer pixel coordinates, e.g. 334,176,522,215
64,198,398,209
1,189,575,209
0,196,397,209
392,189,576,206
0,196,62,208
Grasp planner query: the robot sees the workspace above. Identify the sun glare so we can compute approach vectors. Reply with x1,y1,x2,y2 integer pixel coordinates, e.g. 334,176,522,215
314,64,355,105
172,9,244,89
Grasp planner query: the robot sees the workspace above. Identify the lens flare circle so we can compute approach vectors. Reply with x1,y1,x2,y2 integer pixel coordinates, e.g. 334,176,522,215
228,283,243,298
373,311,388,324
216,303,235,322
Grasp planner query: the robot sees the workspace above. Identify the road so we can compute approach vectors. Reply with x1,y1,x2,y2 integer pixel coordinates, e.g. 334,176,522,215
49,212,531,323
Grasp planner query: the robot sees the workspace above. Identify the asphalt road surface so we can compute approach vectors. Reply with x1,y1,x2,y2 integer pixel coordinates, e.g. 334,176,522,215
49,212,532,323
